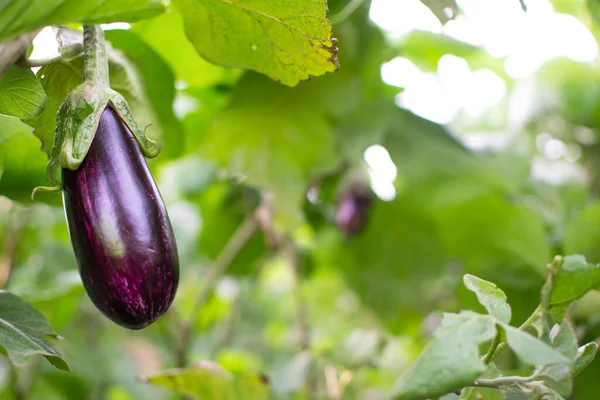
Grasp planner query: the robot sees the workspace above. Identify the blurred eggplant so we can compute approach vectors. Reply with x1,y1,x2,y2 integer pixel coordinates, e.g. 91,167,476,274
336,184,374,236
62,106,179,329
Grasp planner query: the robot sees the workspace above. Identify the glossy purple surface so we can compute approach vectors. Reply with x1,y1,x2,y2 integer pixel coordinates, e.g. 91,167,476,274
62,106,179,330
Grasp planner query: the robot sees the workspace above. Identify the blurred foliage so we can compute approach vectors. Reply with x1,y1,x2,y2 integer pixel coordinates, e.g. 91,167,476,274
1,0,600,398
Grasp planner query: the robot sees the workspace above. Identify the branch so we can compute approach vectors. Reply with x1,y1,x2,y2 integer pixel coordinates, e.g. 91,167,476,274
175,213,259,367
474,373,540,388
0,30,41,79
284,240,316,397
483,304,543,364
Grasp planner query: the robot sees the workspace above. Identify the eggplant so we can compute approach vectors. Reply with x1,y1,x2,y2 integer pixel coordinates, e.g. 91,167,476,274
335,185,373,236
62,106,179,329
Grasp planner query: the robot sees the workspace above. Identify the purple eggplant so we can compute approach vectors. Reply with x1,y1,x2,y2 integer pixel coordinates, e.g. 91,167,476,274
62,106,179,330
336,185,373,236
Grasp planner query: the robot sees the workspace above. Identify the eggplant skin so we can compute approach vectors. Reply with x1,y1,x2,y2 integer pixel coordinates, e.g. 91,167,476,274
335,186,373,237
62,106,179,330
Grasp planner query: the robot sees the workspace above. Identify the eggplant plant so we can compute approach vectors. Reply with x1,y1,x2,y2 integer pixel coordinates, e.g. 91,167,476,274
34,25,179,329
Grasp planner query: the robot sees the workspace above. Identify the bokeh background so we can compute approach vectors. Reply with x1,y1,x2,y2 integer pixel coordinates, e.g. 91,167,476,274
2,0,600,398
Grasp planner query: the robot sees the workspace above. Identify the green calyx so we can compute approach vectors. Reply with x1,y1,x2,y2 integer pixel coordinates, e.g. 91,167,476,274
31,25,160,198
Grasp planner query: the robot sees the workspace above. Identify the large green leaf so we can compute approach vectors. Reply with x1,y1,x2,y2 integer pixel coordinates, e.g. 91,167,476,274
173,0,339,86
0,291,68,371
147,364,269,400
323,198,446,331
132,11,235,87
391,311,496,399
0,0,164,43
202,72,339,227
564,202,600,262
0,66,47,119
0,115,60,204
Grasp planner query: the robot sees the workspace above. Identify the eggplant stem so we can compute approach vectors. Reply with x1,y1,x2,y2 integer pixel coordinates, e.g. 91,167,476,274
82,25,109,87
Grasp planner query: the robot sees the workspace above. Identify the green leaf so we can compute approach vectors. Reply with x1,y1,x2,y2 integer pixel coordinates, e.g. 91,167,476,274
0,115,60,205
391,311,496,399
545,255,600,318
0,66,47,119
564,202,600,262
502,324,569,366
458,363,506,400
132,11,235,87
202,73,338,228
0,291,68,371
549,320,578,361
0,0,164,43
539,321,576,396
323,198,446,332
27,61,83,154
193,181,266,277
572,343,598,377
173,0,339,86
146,364,269,400
463,274,512,324
529,384,566,400
398,30,505,77
540,364,572,396
105,29,184,157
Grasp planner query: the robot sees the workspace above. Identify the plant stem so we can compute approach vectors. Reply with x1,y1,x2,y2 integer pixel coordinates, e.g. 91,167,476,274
483,305,543,364
519,305,542,331
482,333,500,364
176,213,259,367
285,240,316,398
474,373,539,388
82,25,109,86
